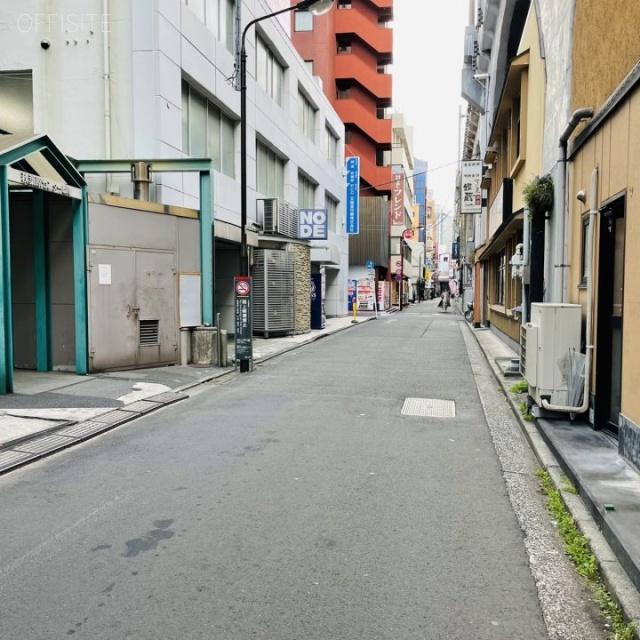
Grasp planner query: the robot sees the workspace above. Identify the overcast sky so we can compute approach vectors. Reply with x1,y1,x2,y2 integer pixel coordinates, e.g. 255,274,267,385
393,0,469,214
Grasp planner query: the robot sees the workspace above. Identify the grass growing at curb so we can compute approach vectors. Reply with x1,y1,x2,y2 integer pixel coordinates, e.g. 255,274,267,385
510,379,529,394
518,400,534,422
535,469,637,640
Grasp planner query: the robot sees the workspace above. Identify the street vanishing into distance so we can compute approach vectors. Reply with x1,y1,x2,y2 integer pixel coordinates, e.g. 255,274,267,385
0,302,606,639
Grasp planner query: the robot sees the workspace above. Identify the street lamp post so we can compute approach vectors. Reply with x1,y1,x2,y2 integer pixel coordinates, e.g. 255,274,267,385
238,0,333,371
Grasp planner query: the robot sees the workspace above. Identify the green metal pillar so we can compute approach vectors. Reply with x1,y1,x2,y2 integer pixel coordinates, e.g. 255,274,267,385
200,170,214,325
33,190,51,371
0,165,13,393
72,188,88,375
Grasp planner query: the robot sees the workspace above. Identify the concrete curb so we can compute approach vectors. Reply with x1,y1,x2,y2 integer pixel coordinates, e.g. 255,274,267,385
0,391,188,475
468,323,640,635
171,315,376,395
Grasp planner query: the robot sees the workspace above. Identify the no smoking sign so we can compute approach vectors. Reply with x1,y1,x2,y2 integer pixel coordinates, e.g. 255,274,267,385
235,279,251,296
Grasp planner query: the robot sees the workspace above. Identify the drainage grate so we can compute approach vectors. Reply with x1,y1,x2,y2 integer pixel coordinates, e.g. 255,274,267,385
93,410,135,425
146,391,188,405
120,400,158,414
0,450,33,472
14,434,74,455
401,398,456,417
57,421,113,438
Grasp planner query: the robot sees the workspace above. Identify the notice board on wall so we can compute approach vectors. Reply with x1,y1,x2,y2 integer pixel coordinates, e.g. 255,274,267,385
179,273,202,327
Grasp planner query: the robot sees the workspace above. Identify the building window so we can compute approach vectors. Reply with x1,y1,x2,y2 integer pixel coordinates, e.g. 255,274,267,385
184,0,205,22
223,0,234,52
298,173,316,209
298,91,316,142
337,38,352,54
183,0,234,52
294,10,313,31
256,37,285,107
336,82,351,99
325,194,338,233
495,250,505,305
510,95,522,162
304,60,314,75
376,148,391,167
326,126,339,165
257,141,285,199
182,80,235,177
0,70,34,135
338,0,352,7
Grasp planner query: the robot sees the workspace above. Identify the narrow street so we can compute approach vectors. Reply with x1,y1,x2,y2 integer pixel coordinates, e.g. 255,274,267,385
0,302,605,639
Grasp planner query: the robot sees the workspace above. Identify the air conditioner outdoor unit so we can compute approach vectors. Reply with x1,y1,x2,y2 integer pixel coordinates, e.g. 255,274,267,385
520,303,582,407
256,198,298,238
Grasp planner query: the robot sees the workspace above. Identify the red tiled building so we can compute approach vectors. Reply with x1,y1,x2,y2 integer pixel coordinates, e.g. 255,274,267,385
291,0,393,195
291,0,394,284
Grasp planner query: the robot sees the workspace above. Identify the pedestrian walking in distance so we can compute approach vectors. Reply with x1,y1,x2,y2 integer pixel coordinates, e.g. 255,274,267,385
438,290,450,312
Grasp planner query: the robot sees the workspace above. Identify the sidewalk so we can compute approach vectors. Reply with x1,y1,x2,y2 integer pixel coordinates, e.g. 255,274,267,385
474,324,640,630
0,315,374,466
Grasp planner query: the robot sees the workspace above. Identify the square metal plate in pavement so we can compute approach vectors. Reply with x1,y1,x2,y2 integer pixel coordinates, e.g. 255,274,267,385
401,398,456,418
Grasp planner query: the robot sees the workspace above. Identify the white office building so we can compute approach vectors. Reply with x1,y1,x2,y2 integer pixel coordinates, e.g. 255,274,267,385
0,0,349,335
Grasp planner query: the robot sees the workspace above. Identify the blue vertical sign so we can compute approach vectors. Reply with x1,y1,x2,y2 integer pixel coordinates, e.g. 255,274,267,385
345,157,360,234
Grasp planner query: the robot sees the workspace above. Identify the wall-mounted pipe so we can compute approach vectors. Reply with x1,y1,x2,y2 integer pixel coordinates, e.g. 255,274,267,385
542,167,598,414
103,0,112,159
131,162,153,201
554,108,594,303
522,205,530,323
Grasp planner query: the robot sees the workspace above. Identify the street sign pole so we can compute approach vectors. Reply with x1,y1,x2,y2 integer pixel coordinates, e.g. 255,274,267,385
234,276,253,371
365,260,377,319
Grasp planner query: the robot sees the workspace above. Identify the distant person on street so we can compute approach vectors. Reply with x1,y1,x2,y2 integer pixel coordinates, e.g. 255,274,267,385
438,290,450,312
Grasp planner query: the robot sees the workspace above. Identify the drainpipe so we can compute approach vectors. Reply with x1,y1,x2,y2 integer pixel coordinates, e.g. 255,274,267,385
522,205,530,323
103,0,111,157
555,108,593,302
542,167,597,414
103,0,112,190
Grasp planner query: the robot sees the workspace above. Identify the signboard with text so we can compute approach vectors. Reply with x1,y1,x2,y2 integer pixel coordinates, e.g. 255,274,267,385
298,208,328,239
391,169,405,225
460,160,483,214
234,276,253,362
345,157,360,234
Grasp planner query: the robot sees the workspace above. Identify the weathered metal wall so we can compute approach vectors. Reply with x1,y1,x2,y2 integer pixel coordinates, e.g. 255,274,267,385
348,197,390,267
87,201,200,371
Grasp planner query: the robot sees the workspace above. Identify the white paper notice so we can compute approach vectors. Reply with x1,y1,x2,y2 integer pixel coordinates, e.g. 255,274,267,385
98,264,112,285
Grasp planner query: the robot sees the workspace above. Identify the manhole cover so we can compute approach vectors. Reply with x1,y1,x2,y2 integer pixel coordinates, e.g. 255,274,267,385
401,398,456,417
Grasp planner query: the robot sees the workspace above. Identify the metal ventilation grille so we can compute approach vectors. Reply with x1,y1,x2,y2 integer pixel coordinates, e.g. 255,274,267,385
253,249,295,336
139,319,159,345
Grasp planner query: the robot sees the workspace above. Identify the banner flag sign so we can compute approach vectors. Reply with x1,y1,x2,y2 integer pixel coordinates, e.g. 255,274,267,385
345,157,360,234
460,160,483,214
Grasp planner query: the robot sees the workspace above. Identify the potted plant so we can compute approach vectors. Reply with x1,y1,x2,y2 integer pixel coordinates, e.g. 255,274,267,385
522,174,554,219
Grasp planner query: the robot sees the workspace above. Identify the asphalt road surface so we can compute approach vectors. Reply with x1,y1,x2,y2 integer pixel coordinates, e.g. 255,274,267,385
0,303,605,639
